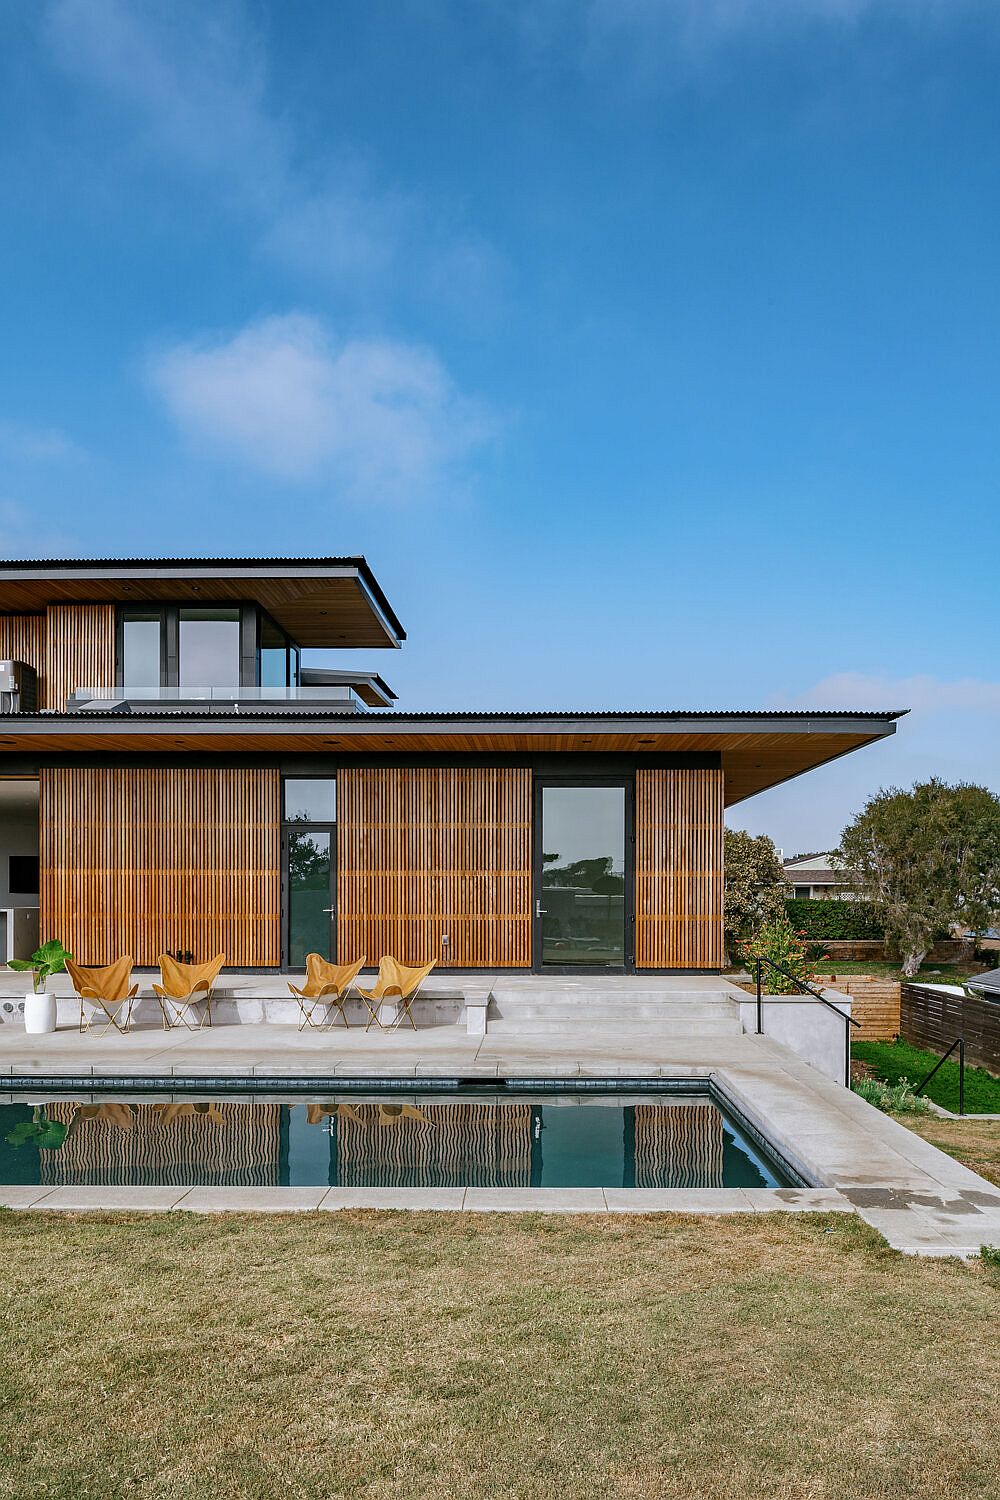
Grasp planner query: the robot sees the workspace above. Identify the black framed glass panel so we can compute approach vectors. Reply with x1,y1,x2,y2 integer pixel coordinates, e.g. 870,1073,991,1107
259,612,289,688
121,610,163,692
283,778,337,966
284,778,336,824
178,607,241,695
538,785,627,968
287,830,333,967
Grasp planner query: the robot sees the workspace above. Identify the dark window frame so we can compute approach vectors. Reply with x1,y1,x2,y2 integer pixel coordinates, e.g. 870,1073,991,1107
281,775,338,968
531,773,635,976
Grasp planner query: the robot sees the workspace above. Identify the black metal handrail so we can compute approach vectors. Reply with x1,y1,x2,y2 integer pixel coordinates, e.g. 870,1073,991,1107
913,1036,966,1117
754,956,861,1088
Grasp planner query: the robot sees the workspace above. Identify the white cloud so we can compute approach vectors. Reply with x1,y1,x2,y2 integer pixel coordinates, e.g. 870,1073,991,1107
776,671,1000,717
727,670,1000,852
146,313,494,500
42,0,503,306
502,0,988,74
0,420,86,465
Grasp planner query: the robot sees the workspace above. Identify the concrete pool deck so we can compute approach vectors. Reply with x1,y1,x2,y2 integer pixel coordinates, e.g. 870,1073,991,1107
2,1021,999,1258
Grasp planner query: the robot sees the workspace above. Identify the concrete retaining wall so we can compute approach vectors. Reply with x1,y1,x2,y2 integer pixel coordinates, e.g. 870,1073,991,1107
736,991,853,1084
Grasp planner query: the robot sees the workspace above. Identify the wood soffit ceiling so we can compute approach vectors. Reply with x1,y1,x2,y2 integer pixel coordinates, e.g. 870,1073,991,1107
0,714,903,805
0,558,404,649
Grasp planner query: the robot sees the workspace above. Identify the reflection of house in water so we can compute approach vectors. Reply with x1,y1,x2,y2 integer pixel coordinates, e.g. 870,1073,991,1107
39,1102,283,1188
632,1104,724,1189
31,1098,729,1190
310,1102,536,1189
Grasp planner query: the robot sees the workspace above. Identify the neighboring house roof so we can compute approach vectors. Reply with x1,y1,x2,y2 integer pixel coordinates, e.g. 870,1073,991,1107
784,852,856,883
965,969,1000,996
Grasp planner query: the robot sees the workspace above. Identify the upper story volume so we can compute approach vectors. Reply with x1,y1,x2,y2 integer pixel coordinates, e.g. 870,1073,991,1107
0,555,403,714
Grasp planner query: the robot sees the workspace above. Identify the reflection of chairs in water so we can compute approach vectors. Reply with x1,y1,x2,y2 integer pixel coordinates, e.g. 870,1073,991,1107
328,1101,534,1189
37,1100,281,1188
633,1104,724,1189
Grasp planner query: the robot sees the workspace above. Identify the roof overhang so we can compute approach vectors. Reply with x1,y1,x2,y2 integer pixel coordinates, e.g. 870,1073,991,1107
0,710,904,804
0,556,405,649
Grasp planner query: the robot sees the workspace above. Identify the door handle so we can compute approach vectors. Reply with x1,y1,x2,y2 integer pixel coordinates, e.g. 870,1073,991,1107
535,899,547,917
322,907,336,913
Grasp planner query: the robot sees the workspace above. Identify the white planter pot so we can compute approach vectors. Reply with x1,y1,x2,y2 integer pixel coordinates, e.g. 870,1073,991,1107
24,992,57,1034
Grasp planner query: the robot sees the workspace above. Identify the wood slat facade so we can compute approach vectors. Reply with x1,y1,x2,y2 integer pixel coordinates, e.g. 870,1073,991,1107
40,766,280,966
337,765,532,968
635,767,724,970
44,603,115,711
0,613,46,704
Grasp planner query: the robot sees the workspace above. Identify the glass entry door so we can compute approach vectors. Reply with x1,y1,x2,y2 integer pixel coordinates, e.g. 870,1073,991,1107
535,782,630,971
283,778,336,967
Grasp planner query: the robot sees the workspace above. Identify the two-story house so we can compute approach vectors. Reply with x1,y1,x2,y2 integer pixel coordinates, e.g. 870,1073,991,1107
0,555,903,974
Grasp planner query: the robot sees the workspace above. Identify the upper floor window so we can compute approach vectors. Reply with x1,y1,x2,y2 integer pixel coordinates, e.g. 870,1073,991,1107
178,607,240,694
121,610,163,693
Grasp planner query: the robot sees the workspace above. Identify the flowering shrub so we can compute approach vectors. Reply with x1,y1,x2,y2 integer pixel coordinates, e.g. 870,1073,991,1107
742,913,819,994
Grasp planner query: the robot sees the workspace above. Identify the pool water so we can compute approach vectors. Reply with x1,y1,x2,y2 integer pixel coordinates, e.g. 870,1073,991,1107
0,1088,799,1191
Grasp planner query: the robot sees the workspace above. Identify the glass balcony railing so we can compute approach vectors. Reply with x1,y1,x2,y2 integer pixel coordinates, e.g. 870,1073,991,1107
67,684,367,713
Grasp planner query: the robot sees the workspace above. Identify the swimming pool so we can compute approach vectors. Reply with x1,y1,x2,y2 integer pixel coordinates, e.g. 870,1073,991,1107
0,1083,802,1191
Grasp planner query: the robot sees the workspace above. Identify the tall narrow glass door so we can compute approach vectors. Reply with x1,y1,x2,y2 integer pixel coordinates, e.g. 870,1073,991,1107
538,784,627,968
283,778,336,967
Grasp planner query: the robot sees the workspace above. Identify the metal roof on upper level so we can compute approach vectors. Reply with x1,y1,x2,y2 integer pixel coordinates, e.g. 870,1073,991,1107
0,556,405,649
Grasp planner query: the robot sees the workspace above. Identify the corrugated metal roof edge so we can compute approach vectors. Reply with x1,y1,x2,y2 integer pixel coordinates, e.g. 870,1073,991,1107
5,707,907,723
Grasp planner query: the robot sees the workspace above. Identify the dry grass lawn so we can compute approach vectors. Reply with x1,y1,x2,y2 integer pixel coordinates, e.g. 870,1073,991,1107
896,1113,1000,1189
1,1209,998,1500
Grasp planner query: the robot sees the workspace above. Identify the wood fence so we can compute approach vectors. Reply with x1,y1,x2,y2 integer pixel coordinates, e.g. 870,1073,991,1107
901,984,1000,1074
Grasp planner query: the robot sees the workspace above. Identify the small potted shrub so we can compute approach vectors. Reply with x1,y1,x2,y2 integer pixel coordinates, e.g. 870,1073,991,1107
7,940,73,1034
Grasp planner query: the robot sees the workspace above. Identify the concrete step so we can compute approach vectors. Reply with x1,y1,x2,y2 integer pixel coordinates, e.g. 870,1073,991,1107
488,1000,738,1022
486,1016,742,1037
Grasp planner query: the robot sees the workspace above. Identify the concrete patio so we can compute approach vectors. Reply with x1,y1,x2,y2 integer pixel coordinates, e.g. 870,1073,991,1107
2,1016,999,1257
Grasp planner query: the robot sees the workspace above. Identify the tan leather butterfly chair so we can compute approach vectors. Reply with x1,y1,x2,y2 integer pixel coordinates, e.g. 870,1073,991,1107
358,957,436,1032
287,954,366,1031
67,957,139,1035
153,953,225,1030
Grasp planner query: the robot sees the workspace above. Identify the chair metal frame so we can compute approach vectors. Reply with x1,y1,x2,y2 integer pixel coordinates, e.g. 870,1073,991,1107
66,957,139,1035
358,957,437,1032
287,954,366,1031
153,953,225,1031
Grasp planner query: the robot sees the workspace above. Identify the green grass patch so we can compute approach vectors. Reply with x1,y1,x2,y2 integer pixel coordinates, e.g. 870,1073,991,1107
854,1039,1000,1114
0,1210,998,1499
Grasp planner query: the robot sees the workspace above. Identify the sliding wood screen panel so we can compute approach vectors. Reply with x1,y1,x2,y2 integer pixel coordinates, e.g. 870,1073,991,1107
40,767,280,966
45,603,115,711
635,767,724,970
337,766,531,968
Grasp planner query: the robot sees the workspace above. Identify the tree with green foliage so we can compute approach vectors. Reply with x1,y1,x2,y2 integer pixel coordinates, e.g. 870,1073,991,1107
837,779,1000,978
723,828,789,962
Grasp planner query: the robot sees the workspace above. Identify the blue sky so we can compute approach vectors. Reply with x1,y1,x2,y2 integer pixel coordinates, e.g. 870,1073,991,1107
1,0,998,853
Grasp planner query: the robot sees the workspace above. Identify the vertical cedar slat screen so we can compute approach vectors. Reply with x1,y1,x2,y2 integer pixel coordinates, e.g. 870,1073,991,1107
635,767,724,969
40,767,280,966
337,766,531,968
45,603,115,710
0,614,46,705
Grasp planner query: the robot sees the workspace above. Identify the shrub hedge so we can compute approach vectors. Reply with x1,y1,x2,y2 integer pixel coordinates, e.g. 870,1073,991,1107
784,897,884,940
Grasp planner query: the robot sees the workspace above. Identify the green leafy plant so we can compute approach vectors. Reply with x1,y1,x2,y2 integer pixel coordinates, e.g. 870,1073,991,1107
5,1106,68,1151
980,1244,1000,1269
785,898,885,941
723,828,790,961
852,1075,932,1116
838,779,1000,978
7,939,73,993
742,912,816,993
